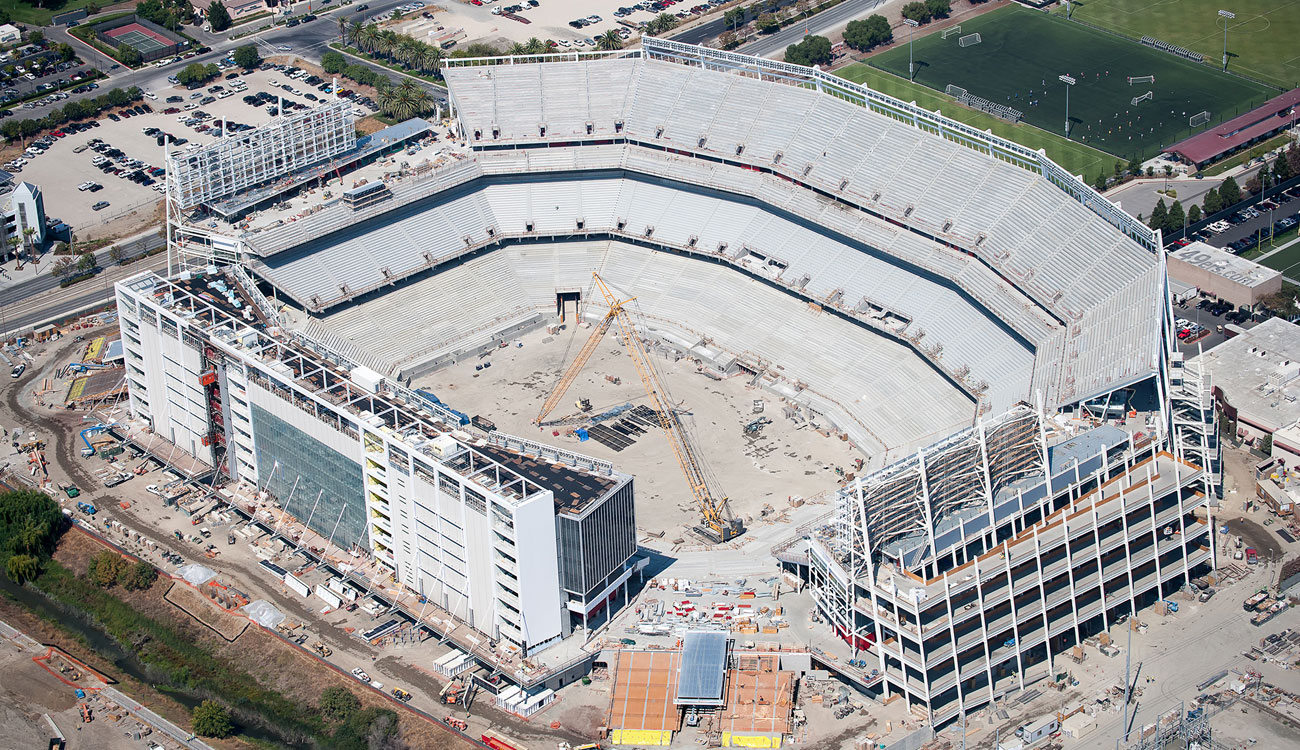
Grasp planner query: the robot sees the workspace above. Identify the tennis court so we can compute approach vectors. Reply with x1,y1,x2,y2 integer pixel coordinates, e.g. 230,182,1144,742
104,23,173,54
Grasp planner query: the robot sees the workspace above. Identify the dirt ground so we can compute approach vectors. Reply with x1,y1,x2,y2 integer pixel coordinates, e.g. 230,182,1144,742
47,528,478,750
415,323,861,539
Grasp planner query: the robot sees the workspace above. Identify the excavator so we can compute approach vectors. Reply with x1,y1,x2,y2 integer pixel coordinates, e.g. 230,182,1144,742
536,273,744,543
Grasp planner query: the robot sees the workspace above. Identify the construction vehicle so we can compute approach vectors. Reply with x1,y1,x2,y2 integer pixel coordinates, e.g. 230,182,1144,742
60,483,80,498
535,273,744,543
391,687,412,702
311,642,332,658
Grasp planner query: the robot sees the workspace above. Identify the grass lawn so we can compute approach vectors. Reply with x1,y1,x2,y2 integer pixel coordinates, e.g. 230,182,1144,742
869,4,1278,164
0,0,101,26
836,62,1118,179
1250,226,1300,271
1202,132,1295,176
1057,0,1300,91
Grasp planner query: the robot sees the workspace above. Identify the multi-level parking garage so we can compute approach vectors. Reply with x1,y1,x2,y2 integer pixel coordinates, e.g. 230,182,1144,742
147,40,1218,722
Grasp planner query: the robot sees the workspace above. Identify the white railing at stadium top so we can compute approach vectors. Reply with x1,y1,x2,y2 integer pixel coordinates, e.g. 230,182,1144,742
637,37,1158,254
440,49,637,68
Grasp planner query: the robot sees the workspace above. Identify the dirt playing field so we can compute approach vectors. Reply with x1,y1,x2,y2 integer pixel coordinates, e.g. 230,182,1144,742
415,323,861,540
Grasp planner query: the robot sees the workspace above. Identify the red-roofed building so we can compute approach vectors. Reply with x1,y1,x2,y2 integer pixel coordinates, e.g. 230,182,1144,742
1163,88,1300,169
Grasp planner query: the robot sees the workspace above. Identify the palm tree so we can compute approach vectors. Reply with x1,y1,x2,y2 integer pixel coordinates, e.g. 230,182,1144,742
508,42,527,56
337,17,348,44
348,21,365,48
397,37,420,67
524,37,546,55
597,29,623,51
7,236,20,267
357,24,380,54
416,45,443,75
377,84,398,118
21,226,35,264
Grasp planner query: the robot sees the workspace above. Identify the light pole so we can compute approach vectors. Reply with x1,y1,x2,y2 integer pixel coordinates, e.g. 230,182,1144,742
904,19,919,81
1059,74,1075,138
1219,10,1235,71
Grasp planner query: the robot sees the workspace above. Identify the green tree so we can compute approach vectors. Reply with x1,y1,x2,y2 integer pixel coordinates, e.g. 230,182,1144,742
321,51,347,74
925,0,951,18
1203,189,1223,215
50,257,73,281
598,29,623,51
320,686,361,721
108,245,126,265
87,550,127,588
1245,173,1262,196
901,2,931,24
192,700,234,738
1092,173,1107,192
76,252,96,274
843,15,892,51
755,12,780,33
56,43,75,63
784,35,832,67
1127,156,1142,175
5,553,39,584
206,1,232,32
121,560,158,591
1166,200,1185,236
648,12,678,34
27,30,42,45
232,45,260,69
1219,176,1242,206
116,43,142,68
724,6,745,30
1149,198,1167,231
1188,204,1202,224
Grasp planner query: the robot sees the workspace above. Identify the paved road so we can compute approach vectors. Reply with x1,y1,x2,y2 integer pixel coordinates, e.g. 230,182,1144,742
671,0,806,45
0,251,168,338
48,0,442,116
0,234,164,309
737,0,884,58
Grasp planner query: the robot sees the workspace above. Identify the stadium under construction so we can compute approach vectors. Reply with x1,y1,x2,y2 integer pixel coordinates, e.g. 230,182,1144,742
116,38,1221,725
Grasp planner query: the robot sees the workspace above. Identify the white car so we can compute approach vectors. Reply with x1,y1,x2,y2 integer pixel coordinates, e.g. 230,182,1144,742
144,92,157,99
146,484,163,496
351,667,371,683
77,181,94,191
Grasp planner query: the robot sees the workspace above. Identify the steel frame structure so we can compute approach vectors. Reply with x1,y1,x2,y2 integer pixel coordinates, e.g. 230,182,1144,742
166,99,355,210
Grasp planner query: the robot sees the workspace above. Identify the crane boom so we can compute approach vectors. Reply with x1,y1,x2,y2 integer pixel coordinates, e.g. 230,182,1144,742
592,274,742,542
535,309,619,425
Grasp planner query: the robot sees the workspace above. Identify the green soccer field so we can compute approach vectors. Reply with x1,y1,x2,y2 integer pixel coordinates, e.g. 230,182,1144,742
868,4,1279,163
1058,0,1300,91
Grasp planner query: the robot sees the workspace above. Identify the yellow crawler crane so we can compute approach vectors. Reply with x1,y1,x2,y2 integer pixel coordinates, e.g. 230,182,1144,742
536,273,744,542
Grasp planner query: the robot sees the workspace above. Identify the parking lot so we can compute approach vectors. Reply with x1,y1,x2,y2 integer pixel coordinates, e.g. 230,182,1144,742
392,0,730,49
1,61,378,237
1188,184,1300,256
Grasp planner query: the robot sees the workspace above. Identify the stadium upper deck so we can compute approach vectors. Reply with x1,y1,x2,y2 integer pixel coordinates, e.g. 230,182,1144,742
235,41,1166,458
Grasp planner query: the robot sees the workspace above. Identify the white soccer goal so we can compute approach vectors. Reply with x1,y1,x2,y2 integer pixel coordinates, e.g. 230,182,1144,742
1131,91,1153,105
941,25,962,39
945,84,968,98
1127,75,1155,85
1190,110,1211,127
958,33,982,48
